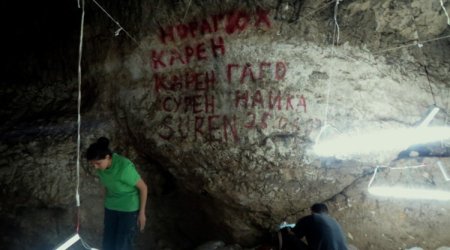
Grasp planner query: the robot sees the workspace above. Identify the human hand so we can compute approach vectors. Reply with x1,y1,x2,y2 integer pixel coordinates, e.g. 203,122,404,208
138,212,146,232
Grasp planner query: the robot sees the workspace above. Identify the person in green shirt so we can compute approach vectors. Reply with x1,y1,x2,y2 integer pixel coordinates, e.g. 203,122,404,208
86,137,148,250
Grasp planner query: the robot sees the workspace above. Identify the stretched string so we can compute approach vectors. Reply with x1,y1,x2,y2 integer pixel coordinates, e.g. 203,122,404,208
408,0,434,108
424,66,437,106
90,0,140,46
368,161,450,193
373,0,449,54
388,164,427,170
89,0,151,67
367,166,379,189
437,161,450,181
373,34,450,54
183,0,193,22
302,0,336,20
368,164,427,188
446,87,450,129
327,0,340,120
316,0,341,144
408,0,439,107
75,0,85,234
332,0,340,45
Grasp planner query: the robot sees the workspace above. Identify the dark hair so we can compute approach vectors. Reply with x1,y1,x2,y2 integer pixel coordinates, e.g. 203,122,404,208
86,137,112,160
310,203,328,213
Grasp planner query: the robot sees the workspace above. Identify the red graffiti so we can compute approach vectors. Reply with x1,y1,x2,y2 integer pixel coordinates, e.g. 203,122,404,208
151,37,225,71
277,116,300,130
157,114,239,143
161,94,216,114
243,112,304,131
158,8,271,44
244,111,272,129
234,90,307,112
226,61,287,84
154,70,216,93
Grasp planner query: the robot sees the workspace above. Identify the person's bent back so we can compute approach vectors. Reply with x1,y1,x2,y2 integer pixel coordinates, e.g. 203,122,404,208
292,203,348,250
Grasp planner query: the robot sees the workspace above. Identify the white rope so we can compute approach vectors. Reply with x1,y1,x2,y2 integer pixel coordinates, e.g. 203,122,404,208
437,161,450,181
368,164,426,188
332,0,340,45
71,2,99,249
327,0,340,118
316,0,341,144
368,162,450,191
302,0,336,19
388,164,427,170
76,0,85,210
407,0,439,107
367,166,379,188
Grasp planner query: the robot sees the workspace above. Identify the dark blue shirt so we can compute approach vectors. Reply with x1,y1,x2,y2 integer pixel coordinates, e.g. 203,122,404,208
293,213,348,250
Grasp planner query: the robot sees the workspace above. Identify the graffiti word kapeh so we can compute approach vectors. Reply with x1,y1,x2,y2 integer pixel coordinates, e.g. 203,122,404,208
154,70,216,93
151,37,225,71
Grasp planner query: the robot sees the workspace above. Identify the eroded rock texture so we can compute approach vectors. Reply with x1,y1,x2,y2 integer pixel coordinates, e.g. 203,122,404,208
1,0,450,249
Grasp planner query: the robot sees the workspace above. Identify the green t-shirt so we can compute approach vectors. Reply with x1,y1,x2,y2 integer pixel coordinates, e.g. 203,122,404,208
97,153,141,212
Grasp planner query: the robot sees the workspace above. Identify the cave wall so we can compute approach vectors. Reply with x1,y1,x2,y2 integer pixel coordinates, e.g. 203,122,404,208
1,0,450,249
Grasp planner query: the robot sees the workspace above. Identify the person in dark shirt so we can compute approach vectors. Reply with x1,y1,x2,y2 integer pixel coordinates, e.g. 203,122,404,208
278,226,309,250
292,203,348,250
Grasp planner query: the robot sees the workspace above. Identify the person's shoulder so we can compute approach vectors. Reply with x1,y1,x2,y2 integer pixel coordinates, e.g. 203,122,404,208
297,214,313,223
113,153,134,166
312,212,329,219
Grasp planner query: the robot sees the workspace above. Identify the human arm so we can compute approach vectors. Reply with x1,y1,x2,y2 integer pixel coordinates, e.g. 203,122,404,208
136,178,148,232
292,216,308,239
